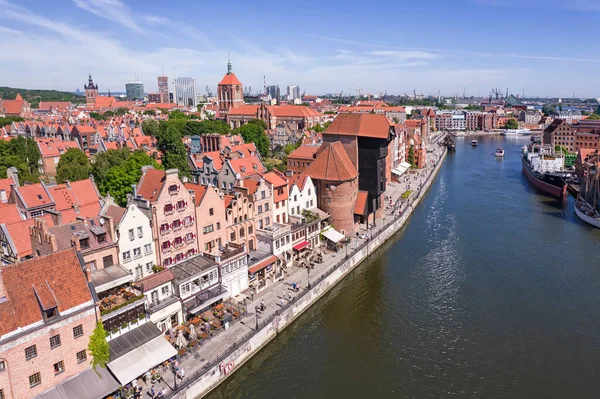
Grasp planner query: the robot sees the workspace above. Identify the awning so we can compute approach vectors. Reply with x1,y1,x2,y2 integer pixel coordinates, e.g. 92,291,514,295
391,161,411,177
292,241,311,251
248,255,277,274
107,335,177,385
322,228,345,243
354,191,368,216
92,264,133,294
35,367,119,399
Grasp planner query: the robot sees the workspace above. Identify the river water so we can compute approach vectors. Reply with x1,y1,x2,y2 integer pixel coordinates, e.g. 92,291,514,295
207,136,600,399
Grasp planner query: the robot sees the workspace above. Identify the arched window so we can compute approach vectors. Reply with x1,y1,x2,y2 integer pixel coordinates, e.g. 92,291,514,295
240,227,245,238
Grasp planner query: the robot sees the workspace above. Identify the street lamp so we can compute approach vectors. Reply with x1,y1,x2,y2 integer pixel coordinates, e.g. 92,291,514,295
255,306,259,330
172,362,178,390
307,267,311,289
345,240,348,259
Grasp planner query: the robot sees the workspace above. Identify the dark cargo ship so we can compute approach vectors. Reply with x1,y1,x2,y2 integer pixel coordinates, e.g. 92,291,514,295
521,145,568,198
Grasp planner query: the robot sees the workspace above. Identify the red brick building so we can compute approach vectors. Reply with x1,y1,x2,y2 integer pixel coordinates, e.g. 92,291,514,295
217,59,244,117
0,249,99,399
287,145,320,174
303,141,359,235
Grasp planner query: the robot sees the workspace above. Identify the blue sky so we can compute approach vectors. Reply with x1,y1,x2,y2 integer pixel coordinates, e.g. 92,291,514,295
1,0,599,97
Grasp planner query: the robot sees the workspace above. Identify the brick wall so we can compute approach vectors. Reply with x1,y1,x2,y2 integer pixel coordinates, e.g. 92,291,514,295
316,178,357,236
0,308,96,399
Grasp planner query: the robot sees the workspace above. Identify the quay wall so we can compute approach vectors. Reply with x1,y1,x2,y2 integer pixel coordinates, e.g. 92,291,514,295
173,148,448,399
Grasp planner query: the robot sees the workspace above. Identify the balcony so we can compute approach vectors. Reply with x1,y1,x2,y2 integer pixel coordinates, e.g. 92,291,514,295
146,295,180,315
203,242,244,263
99,285,145,317
257,223,291,240
183,285,228,314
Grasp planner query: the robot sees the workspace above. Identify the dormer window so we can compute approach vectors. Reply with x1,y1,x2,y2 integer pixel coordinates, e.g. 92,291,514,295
168,184,179,195
97,233,106,243
80,238,90,249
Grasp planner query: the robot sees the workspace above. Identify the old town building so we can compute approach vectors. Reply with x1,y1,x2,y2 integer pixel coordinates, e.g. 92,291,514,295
322,113,393,222
287,144,319,174
0,250,99,399
84,73,99,105
303,141,359,236
135,269,183,332
543,119,576,152
224,191,256,252
135,168,198,268
217,59,244,117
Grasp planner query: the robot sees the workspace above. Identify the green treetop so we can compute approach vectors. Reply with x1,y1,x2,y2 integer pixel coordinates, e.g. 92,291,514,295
88,322,110,372
56,148,91,184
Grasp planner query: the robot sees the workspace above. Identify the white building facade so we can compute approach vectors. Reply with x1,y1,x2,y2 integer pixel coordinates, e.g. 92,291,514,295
173,77,197,107
117,203,157,280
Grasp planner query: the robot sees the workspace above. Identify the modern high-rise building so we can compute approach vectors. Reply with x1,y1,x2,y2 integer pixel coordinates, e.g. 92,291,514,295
173,77,197,107
266,85,280,103
287,85,301,101
158,75,169,103
126,81,144,99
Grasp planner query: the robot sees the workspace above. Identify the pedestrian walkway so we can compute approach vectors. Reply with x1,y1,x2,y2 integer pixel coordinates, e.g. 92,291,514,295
141,136,447,399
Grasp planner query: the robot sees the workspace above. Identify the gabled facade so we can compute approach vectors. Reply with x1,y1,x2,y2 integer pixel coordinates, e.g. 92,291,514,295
114,201,157,280
224,191,256,252
136,269,183,332
136,168,199,268
288,174,316,218
262,170,289,225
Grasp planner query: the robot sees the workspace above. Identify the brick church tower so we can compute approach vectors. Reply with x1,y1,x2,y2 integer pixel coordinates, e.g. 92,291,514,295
84,73,98,105
218,56,244,117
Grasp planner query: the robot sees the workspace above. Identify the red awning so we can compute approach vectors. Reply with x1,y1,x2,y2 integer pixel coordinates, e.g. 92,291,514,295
292,240,311,251
248,255,278,274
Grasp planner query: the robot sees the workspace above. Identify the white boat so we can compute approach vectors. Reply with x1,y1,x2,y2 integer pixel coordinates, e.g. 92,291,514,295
495,148,505,157
471,139,478,146
575,201,600,228
501,128,531,136
521,145,528,153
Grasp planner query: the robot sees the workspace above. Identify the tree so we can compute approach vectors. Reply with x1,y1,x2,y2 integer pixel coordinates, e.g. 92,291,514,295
407,145,416,168
0,136,41,183
89,112,107,121
141,119,159,137
92,148,132,188
247,119,268,131
143,110,156,116
542,104,556,116
234,123,270,157
504,119,519,130
587,114,600,120
169,109,189,120
0,116,24,127
392,117,400,124
157,124,190,177
88,322,110,372
102,151,161,206
114,107,129,116
56,148,90,183
596,104,600,115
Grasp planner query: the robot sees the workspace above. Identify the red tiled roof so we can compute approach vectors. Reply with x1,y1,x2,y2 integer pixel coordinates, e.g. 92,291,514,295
0,203,23,225
288,145,319,160
74,125,96,133
137,169,166,202
227,105,259,117
229,157,265,177
325,113,392,139
262,170,287,187
218,72,242,86
2,99,23,115
0,249,92,336
289,174,309,191
69,179,101,205
184,183,208,207
38,101,70,111
15,93,23,101
242,179,260,195
354,191,368,215
303,142,358,182
36,138,80,158
60,202,101,224
4,215,54,257
0,177,13,194
223,195,234,209
18,184,52,208
268,105,320,118
135,269,175,292
248,255,277,274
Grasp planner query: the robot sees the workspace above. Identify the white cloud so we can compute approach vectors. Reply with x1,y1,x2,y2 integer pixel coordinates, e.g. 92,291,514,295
73,0,142,31
370,50,439,60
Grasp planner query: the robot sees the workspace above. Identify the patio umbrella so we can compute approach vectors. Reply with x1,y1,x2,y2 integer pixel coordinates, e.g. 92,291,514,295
189,324,197,341
175,331,188,348
169,327,175,342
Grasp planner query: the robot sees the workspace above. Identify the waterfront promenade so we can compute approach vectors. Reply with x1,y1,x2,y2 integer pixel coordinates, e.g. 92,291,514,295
147,134,447,399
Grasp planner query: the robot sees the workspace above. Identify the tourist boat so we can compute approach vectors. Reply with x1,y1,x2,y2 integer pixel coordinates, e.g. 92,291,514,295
575,154,600,228
501,128,531,136
471,139,478,146
521,144,569,198
495,148,505,157
521,145,529,153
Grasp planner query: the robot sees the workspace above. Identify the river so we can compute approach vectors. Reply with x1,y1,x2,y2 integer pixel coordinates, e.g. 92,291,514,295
207,136,600,398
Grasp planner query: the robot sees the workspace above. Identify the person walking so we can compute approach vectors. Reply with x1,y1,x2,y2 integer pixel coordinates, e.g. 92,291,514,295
260,300,265,311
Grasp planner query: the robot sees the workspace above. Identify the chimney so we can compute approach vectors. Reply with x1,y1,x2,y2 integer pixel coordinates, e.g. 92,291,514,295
85,266,93,284
65,180,71,188
6,167,19,187
106,216,116,241
71,236,81,251
0,269,6,301
131,184,137,198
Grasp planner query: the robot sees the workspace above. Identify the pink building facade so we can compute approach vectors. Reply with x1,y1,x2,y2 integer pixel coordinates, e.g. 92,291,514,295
136,168,199,268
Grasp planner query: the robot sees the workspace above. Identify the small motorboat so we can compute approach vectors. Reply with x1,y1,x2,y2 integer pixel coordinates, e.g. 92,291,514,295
495,148,505,157
471,139,478,146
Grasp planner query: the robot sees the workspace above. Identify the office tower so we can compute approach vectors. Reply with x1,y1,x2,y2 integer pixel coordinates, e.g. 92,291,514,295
125,81,144,99
173,77,197,107
158,75,169,103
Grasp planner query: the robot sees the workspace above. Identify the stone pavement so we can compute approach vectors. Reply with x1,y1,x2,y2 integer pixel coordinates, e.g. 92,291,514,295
141,135,447,399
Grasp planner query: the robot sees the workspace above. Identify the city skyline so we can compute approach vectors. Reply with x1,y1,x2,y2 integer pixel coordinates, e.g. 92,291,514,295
1,0,600,97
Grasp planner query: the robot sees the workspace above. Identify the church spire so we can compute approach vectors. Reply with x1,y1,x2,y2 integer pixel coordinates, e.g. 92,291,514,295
227,53,232,75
